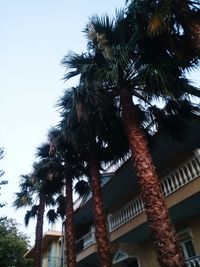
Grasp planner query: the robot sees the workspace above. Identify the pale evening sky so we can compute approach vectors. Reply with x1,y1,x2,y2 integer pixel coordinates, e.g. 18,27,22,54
0,0,199,245
0,0,125,243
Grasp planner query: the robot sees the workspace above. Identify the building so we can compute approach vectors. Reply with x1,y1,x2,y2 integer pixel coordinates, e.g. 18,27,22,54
24,230,62,267
25,117,200,267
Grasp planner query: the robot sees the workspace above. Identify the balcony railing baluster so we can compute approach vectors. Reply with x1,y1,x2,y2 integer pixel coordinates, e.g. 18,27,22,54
186,255,200,267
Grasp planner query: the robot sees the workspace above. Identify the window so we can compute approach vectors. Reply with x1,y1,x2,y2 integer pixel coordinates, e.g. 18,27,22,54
178,228,196,260
181,239,196,259
47,244,53,267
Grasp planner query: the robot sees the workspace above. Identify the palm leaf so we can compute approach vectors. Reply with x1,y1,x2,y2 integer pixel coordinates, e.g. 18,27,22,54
13,192,32,209
46,209,58,224
24,205,38,226
36,143,51,159
74,180,90,197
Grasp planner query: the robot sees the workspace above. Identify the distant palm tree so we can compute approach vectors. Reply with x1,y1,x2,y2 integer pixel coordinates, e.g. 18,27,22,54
14,172,45,267
33,145,64,267
14,144,64,267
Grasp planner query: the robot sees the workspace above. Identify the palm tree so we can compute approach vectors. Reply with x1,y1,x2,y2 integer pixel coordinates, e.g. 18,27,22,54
33,145,64,267
48,128,91,267
14,144,64,267
57,86,129,267
61,12,200,267
14,172,45,267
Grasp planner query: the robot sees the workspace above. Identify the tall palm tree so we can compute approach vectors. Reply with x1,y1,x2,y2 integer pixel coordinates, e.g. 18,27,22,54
48,128,90,267
57,86,129,267
61,12,200,267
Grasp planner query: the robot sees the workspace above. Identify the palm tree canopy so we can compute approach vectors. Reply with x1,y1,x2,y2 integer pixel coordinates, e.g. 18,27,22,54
61,11,200,140
63,10,200,102
127,0,200,59
48,127,88,178
32,157,64,195
57,85,130,166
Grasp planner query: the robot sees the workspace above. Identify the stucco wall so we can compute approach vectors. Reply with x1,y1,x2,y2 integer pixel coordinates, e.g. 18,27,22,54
42,239,61,267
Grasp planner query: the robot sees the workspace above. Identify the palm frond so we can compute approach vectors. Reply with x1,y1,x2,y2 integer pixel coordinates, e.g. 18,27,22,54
85,15,114,55
36,143,50,159
46,209,58,224
13,192,32,209
148,13,166,36
62,51,95,81
24,205,38,226
56,194,65,219
74,180,90,197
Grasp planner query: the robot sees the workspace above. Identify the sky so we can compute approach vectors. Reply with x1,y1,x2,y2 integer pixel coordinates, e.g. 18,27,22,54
0,0,125,244
0,0,199,246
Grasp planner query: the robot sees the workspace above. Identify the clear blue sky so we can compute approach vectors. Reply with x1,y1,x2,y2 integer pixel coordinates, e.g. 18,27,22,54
0,0,125,243
0,0,199,244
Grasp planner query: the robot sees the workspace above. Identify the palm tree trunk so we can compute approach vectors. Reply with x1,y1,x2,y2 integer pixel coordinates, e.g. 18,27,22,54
34,193,45,267
88,149,112,267
120,87,186,267
65,167,77,267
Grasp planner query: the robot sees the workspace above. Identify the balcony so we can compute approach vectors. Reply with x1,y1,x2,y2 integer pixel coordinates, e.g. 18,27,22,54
76,227,96,253
108,149,200,232
186,255,200,267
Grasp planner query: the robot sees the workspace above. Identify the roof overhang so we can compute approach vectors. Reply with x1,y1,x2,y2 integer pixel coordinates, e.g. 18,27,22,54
24,230,61,259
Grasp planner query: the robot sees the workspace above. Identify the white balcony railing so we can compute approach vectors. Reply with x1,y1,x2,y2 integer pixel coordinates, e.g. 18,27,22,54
161,148,200,196
107,195,144,232
186,255,200,267
76,227,96,253
108,148,200,232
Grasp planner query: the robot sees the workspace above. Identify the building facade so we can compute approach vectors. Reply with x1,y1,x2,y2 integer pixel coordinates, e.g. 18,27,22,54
25,231,62,267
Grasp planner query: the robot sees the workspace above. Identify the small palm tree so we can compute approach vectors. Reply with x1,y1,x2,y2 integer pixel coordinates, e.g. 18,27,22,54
14,144,64,267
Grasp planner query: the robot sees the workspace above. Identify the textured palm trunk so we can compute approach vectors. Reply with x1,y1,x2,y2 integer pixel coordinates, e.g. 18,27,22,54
34,193,45,267
65,168,77,267
88,149,112,267
176,0,200,52
120,87,186,267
